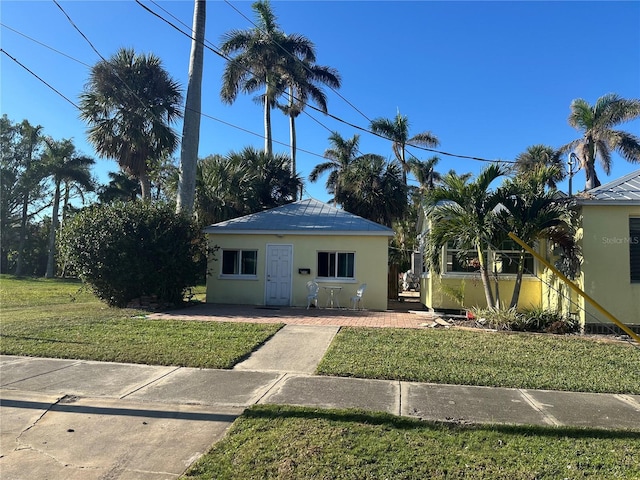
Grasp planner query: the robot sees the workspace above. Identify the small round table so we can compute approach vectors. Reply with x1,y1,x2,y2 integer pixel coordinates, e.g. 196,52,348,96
322,286,342,308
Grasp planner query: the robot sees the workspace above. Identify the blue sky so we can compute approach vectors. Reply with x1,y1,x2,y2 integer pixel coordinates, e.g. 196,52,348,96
2,1,639,203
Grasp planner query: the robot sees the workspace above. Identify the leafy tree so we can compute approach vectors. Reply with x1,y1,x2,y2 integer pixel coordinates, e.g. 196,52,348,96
176,0,206,215
370,112,439,184
339,154,407,227
496,166,578,308
0,116,49,274
424,164,507,308
14,120,45,276
561,93,640,190
79,48,182,199
309,132,361,205
219,0,315,156
41,138,94,278
59,202,204,307
513,144,565,189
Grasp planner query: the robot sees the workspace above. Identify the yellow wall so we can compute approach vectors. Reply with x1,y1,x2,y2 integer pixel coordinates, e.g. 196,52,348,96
578,204,640,326
206,233,390,310
421,273,541,311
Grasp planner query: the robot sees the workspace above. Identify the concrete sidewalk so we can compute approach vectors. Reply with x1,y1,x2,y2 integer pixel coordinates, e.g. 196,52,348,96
2,322,639,480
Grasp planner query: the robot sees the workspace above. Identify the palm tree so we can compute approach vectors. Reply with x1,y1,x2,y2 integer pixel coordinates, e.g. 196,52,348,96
408,156,441,191
339,154,407,227
228,146,301,212
98,171,140,203
15,120,44,276
278,59,341,186
309,132,360,205
195,148,301,226
79,48,182,200
424,164,507,308
561,93,640,190
176,0,206,215
496,166,577,308
220,0,315,157
370,112,440,184
513,144,565,189
42,138,94,278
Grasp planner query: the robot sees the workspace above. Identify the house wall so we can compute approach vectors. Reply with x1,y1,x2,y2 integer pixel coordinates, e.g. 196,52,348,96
420,273,541,311
579,204,640,326
206,233,390,310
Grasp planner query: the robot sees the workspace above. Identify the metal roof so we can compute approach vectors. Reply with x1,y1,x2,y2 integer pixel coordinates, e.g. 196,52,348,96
203,198,395,236
578,169,640,204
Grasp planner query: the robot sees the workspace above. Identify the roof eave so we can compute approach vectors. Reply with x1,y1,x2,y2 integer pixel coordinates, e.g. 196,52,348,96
203,228,395,237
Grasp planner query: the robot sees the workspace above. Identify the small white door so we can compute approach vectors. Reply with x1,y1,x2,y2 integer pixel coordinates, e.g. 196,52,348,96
265,244,292,306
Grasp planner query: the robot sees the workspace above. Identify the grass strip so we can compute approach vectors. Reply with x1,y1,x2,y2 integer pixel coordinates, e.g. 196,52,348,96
0,276,281,368
183,404,640,480
316,327,640,394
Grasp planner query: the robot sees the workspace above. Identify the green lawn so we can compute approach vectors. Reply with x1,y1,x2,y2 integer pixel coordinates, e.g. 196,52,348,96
0,276,281,368
3,275,639,479
183,405,640,480
317,327,640,394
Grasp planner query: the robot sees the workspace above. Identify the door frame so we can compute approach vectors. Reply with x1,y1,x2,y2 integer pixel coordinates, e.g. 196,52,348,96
264,243,293,306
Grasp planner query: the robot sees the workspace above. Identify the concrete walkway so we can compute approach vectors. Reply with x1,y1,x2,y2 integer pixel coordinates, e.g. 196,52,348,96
2,312,639,480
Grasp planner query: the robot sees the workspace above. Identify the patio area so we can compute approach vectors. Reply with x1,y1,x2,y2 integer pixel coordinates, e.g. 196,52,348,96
148,294,432,329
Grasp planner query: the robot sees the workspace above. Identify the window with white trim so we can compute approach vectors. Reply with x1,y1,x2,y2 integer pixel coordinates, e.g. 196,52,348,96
444,241,534,275
317,251,355,279
445,242,484,273
492,240,535,275
222,249,257,276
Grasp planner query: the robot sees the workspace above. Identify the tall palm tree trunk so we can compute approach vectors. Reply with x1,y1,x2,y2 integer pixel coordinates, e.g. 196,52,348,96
509,251,526,309
477,245,495,308
45,182,61,278
139,171,152,200
264,93,272,156
15,193,30,276
176,0,206,215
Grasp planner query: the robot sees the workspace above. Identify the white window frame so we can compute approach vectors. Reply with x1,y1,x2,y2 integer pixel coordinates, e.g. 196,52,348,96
316,251,356,280
442,243,535,277
220,249,258,278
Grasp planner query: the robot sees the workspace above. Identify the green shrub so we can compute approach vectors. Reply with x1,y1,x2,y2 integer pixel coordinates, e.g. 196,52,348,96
522,306,579,334
58,201,205,308
471,306,521,330
472,305,578,334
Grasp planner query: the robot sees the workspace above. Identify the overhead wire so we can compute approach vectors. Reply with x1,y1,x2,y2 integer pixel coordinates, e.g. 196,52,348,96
9,1,518,171
0,48,79,109
139,0,513,166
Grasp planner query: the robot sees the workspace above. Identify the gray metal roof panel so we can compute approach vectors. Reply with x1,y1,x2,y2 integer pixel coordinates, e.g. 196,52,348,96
203,199,395,235
580,169,640,202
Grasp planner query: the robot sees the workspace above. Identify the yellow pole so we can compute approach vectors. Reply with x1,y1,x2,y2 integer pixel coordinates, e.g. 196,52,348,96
508,232,640,344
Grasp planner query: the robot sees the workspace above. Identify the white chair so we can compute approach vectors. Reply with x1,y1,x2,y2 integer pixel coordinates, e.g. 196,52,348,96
350,283,367,310
306,280,319,309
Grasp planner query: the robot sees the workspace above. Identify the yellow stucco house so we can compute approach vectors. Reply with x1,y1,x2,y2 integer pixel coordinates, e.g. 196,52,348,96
419,169,640,332
204,199,395,310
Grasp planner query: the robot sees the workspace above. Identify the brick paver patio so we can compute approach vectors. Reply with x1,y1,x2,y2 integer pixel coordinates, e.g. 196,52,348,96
148,302,435,329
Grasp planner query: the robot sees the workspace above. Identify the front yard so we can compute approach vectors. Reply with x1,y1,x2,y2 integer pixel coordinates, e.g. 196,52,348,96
2,275,639,479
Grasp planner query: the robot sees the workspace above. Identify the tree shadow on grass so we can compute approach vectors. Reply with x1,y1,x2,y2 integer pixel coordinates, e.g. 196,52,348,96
244,404,640,440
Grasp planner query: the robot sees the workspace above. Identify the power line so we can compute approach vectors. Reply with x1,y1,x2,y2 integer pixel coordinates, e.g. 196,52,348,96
12,1,515,171
221,0,513,165
0,48,79,109
0,22,92,68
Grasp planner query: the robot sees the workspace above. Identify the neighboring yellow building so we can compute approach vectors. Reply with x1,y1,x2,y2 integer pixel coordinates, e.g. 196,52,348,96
419,169,640,332
204,199,394,310
573,170,640,331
